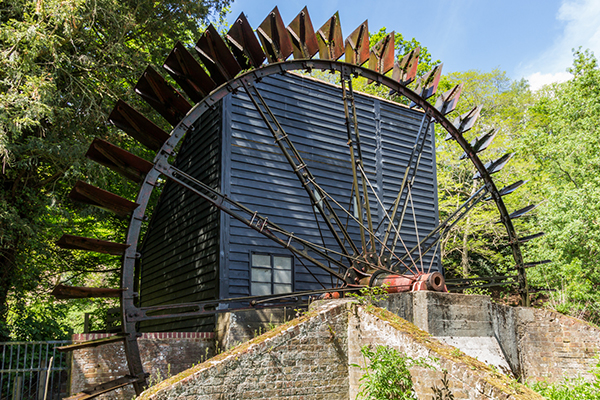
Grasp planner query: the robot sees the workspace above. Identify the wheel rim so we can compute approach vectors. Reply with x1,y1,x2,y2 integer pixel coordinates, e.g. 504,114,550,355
55,9,533,397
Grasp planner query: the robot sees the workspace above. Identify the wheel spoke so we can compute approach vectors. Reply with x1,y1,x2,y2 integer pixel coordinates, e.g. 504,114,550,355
341,76,376,252
157,162,350,282
307,176,418,275
399,185,489,264
242,81,360,259
380,112,432,254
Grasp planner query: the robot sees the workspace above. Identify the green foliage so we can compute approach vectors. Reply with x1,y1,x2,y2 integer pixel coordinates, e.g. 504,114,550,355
347,284,389,307
529,358,600,399
431,370,455,400
434,69,533,281
352,345,434,400
0,0,229,340
520,49,600,320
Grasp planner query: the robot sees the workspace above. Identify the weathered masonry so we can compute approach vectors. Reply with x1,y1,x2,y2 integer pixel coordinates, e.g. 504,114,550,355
138,72,440,332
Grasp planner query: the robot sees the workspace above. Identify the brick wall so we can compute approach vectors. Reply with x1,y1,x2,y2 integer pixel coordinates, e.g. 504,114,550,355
138,301,350,400
517,308,600,382
70,332,215,399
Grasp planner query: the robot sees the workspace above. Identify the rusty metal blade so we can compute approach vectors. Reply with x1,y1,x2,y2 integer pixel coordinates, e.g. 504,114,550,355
65,375,143,400
51,284,123,300
452,105,482,134
108,100,169,151
473,153,513,179
227,13,266,68
368,31,395,78
459,127,499,157
519,232,545,243
257,6,294,63
345,20,369,65
134,66,191,126
57,335,125,352
164,41,216,103
484,180,527,201
414,63,443,100
392,47,420,86
524,260,551,268
508,204,537,219
86,138,153,183
498,180,527,196
435,83,463,115
69,181,139,217
196,24,242,85
316,12,343,60
56,234,129,256
287,6,319,59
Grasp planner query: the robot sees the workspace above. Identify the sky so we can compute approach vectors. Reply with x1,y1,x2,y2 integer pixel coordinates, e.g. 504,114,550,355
224,0,600,90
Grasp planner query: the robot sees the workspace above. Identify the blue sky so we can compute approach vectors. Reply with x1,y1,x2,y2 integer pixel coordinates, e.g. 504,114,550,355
225,0,600,90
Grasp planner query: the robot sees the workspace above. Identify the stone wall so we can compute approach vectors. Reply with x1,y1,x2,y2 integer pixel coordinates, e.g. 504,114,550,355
138,301,350,400
139,300,541,400
70,332,215,399
517,308,600,382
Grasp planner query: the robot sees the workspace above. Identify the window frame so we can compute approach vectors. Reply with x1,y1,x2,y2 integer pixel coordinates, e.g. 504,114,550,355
249,252,294,296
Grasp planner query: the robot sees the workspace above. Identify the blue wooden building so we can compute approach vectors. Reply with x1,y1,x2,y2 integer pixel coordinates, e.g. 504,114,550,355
138,72,439,332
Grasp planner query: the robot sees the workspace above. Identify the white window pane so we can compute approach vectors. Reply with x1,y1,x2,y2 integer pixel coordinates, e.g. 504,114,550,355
252,254,271,268
252,282,271,296
274,269,292,284
273,256,291,270
252,268,272,282
273,284,292,294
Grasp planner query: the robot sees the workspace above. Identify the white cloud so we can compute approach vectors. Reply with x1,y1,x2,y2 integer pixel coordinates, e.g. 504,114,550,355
526,71,573,91
520,0,600,83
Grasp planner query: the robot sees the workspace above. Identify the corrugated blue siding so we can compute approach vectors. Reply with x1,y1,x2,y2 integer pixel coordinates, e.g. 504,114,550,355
138,106,221,332
222,73,439,297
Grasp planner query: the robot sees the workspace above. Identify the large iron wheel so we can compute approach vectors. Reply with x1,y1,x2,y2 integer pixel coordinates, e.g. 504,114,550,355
53,7,538,398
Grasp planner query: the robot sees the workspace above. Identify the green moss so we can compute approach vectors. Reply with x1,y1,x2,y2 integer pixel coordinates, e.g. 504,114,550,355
362,305,544,400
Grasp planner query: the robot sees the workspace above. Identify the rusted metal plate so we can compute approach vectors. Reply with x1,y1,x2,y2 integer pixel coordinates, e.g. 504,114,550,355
257,6,293,63
86,138,153,183
368,31,395,77
474,153,513,179
508,204,537,219
164,41,216,103
452,104,482,134
519,232,545,243
392,47,420,86
69,180,139,217
108,100,170,151
435,83,463,115
57,334,125,352
459,127,498,159
524,260,551,269
51,284,123,300
345,20,369,65
227,13,266,68
414,63,443,100
196,24,242,85
316,12,344,60
65,375,142,400
498,180,527,197
134,66,191,126
56,234,129,256
287,6,319,59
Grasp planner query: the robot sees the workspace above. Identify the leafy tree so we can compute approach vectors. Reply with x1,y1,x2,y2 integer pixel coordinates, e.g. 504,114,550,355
0,0,229,340
521,49,600,321
432,69,535,292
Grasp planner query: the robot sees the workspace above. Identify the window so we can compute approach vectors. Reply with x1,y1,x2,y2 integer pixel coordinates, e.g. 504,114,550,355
251,254,293,295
